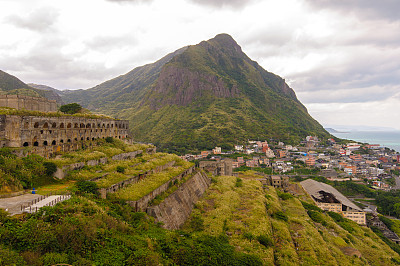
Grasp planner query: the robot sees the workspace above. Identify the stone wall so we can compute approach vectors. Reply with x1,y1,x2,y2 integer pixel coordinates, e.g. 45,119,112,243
0,94,57,112
99,160,176,199
147,171,211,230
0,114,129,157
127,166,195,211
54,150,143,179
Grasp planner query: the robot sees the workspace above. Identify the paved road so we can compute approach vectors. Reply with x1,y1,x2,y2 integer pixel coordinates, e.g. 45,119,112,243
24,195,71,213
0,193,71,215
0,194,42,214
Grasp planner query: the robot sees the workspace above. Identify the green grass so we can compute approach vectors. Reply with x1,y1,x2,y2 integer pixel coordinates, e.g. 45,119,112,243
184,173,275,265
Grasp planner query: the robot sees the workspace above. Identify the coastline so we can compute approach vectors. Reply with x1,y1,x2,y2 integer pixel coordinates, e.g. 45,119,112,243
331,130,400,153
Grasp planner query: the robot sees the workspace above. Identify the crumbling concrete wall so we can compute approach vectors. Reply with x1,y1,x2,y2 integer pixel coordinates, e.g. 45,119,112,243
127,166,195,211
99,160,176,199
147,171,211,230
0,94,57,112
111,150,142,160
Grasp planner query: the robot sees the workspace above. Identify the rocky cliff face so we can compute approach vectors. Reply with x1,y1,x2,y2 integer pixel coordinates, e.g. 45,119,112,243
150,65,239,108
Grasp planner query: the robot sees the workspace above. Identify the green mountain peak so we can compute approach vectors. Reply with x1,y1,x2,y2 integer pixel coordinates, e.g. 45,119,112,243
60,34,329,153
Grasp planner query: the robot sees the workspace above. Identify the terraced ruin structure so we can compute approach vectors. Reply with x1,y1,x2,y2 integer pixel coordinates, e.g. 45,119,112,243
0,96,130,158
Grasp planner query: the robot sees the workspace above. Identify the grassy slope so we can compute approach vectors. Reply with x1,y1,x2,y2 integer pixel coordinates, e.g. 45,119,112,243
184,172,400,265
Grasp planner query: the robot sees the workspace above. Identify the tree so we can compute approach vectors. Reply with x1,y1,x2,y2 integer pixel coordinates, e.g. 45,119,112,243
59,103,82,114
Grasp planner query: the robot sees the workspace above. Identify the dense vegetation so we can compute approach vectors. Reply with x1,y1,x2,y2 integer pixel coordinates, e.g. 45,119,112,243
0,149,57,192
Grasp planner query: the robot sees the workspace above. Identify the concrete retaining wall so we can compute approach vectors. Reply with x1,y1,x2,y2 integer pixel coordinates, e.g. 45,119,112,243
147,171,211,230
127,166,195,211
98,160,176,199
111,150,143,160
54,150,144,179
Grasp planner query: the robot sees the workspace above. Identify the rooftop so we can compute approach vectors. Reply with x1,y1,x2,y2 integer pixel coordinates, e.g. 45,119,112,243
300,179,362,212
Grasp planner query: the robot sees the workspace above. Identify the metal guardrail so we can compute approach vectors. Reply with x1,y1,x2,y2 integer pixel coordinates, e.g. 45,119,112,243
20,193,71,213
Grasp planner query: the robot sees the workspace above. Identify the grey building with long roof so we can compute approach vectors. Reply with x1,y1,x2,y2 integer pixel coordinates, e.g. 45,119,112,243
300,179,366,225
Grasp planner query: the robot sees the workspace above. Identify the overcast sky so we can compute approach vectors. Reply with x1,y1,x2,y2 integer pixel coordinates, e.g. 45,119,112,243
1,0,399,130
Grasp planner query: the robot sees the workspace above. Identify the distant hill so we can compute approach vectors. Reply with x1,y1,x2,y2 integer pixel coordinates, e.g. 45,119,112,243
325,128,340,133
0,70,47,98
61,34,329,153
28,83,64,105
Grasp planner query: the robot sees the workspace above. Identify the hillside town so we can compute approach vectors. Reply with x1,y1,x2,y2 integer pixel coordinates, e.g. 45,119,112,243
183,136,400,191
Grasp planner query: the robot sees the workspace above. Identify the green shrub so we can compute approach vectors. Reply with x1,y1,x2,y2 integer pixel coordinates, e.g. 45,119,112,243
257,235,273,248
307,210,326,225
105,137,114,143
327,211,345,222
300,200,322,212
116,166,125,173
277,190,293,200
190,214,205,232
235,177,243,187
43,161,57,176
75,180,99,195
59,103,82,114
42,252,69,266
243,232,255,241
273,211,288,222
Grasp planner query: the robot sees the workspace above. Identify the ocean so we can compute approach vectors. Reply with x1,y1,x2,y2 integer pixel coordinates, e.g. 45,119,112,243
331,131,400,153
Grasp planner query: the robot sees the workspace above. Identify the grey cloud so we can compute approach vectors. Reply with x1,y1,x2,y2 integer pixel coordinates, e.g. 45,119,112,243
5,8,59,32
85,35,138,52
106,0,153,3
2,37,125,90
304,0,400,21
188,0,259,9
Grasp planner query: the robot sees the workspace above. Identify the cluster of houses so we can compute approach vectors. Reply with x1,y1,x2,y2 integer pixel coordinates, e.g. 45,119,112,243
182,136,400,190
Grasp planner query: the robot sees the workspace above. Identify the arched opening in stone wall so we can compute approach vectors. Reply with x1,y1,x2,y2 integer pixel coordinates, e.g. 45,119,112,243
81,137,84,140
52,122,57,128
107,124,110,128
33,141,39,146
87,137,90,140
97,123,100,128
24,122,29,129
74,138,78,141
52,140,56,145
74,123,79,128
67,123,71,128
60,139,64,143
92,123,95,128
111,124,114,128
34,122,39,128
92,137,95,140
23,142,29,147
60,123,65,129
102,124,105,128
43,122,49,129
86,123,91,128
67,139,71,143
80,123,85,128
43,141,48,146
